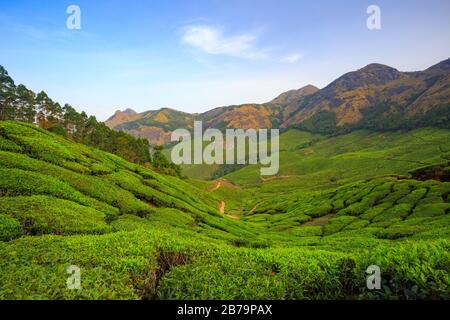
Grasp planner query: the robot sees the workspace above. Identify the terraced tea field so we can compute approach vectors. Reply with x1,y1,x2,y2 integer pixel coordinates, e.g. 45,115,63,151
0,121,449,299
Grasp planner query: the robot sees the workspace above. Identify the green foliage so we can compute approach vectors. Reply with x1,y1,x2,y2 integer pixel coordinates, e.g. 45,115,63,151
225,127,450,190
211,164,246,180
0,215,22,241
0,121,449,300
357,241,450,299
151,145,182,177
298,111,337,134
0,196,112,236
0,64,153,166
0,136,21,152
354,104,450,132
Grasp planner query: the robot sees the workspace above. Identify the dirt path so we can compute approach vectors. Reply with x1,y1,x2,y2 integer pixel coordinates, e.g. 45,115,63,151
248,203,260,215
208,181,222,192
208,178,241,191
260,175,293,182
208,179,240,220
219,201,225,214
218,200,240,220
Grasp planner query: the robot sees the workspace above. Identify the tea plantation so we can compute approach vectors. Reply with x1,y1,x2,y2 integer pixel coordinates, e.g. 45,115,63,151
0,121,449,299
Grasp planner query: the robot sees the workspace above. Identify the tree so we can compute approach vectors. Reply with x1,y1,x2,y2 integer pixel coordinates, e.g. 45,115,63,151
0,66,16,121
62,103,80,136
47,102,63,128
151,145,182,176
74,111,89,141
0,64,181,174
35,91,51,128
15,84,36,122
35,91,63,129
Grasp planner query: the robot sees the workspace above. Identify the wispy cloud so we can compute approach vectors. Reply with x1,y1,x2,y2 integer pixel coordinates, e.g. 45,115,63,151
180,25,266,59
280,53,304,64
0,12,96,42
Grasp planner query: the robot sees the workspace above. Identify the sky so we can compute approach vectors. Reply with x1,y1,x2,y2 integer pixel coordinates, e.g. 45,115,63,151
0,0,449,120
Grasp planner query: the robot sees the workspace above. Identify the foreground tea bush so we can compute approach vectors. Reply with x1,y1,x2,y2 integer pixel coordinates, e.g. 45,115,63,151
0,196,112,236
0,121,449,299
1,229,447,299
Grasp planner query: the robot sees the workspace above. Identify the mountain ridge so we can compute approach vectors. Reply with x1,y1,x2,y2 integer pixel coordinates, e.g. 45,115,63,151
105,84,318,144
282,58,450,130
106,58,450,144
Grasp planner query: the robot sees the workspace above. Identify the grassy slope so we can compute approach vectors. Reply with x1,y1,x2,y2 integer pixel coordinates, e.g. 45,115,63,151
225,128,450,190
0,121,449,299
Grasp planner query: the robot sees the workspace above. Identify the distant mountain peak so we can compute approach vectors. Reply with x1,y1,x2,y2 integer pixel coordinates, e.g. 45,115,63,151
426,57,450,72
360,63,397,71
103,59,449,143
106,108,139,127
123,108,137,115
282,59,450,130
110,108,137,118
329,63,401,91
270,84,319,105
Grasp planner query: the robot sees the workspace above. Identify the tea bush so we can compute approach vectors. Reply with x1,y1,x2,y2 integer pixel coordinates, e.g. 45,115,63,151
0,122,449,299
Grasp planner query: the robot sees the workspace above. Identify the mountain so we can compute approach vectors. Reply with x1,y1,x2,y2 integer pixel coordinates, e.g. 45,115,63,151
282,59,450,131
107,104,282,145
270,84,319,105
405,58,450,116
106,59,450,143
106,108,195,145
105,85,317,144
201,103,280,130
105,108,138,128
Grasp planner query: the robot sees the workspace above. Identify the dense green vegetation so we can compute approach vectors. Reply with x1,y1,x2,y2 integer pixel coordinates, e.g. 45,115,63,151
292,101,450,135
0,65,180,174
0,121,449,300
151,145,182,177
225,127,450,189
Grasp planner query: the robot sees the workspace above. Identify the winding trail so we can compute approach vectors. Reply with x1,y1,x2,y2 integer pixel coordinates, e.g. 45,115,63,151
208,181,222,192
219,201,225,214
260,175,293,182
208,179,240,220
207,181,226,214
248,203,260,215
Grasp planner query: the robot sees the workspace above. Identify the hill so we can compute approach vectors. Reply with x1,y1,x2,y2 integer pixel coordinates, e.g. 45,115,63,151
105,84,318,145
0,121,449,299
172,126,450,182
224,128,450,188
106,59,450,143
0,66,152,165
108,108,195,145
106,104,283,145
282,59,450,132
270,84,319,105
105,108,139,128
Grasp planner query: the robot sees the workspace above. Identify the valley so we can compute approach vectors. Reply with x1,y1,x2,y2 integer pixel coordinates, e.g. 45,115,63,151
0,121,448,299
0,58,449,300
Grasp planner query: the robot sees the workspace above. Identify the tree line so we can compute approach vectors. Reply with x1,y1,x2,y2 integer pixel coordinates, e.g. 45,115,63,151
0,65,181,176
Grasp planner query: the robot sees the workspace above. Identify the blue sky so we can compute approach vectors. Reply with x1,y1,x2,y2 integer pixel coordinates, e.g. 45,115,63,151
0,0,449,120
